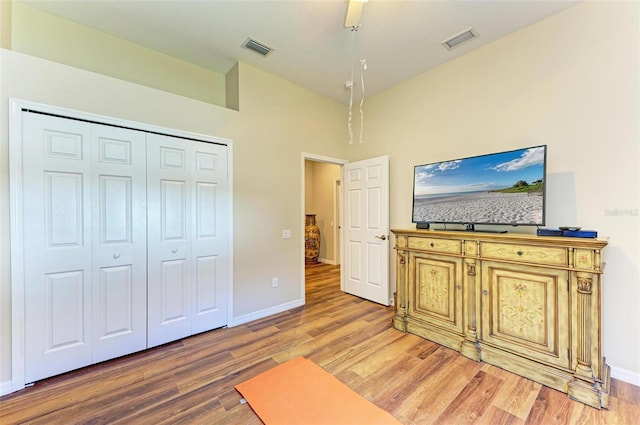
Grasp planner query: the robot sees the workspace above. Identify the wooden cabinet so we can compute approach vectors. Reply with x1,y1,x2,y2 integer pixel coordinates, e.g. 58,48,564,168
392,229,610,409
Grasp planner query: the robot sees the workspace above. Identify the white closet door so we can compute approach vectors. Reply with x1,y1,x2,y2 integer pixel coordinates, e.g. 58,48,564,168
22,113,148,382
91,125,147,363
147,134,192,346
23,113,94,383
147,134,228,347
191,142,228,334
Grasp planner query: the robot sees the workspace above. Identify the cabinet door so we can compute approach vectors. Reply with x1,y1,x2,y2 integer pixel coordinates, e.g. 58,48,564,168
408,252,463,334
481,261,570,369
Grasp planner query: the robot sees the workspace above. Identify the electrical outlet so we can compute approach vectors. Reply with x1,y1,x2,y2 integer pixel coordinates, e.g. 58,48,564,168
282,229,291,239
272,277,279,288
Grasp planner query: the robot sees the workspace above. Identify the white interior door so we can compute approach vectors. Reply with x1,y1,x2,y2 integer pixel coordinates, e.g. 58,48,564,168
91,125,147,363
21,113,148,381
147,134,228,347
190,143,229,334
22,113,94,383
343,156,390,305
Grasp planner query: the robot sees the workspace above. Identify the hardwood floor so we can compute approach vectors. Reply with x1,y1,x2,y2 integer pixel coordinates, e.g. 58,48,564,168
1,263,638,424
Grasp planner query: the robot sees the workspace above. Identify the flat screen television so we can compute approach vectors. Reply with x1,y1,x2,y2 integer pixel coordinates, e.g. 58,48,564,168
412,145,546,231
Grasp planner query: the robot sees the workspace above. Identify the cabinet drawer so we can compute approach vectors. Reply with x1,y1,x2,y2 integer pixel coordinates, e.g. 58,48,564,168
480,242,566,266
408,237,461,254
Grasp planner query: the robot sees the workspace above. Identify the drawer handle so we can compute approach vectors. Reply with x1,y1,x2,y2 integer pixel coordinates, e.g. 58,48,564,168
430,242,435,247
517,250,523,256
171,248,178,253
482,290,489,295
399,256,406,265
456,285,462,290
113,253,120,259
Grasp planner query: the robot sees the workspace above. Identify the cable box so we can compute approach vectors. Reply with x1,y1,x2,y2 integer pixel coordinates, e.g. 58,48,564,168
537,228,597,238
562,229,597,238
537,228,562,236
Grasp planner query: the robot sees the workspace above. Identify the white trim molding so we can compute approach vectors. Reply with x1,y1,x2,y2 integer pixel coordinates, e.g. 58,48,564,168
611,366,640,387
228,299,304,327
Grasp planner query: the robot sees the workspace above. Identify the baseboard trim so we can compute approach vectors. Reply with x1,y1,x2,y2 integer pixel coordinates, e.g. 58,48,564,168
1,380,13,396
611,365,640,387
318,258,336,265
228,298,305,327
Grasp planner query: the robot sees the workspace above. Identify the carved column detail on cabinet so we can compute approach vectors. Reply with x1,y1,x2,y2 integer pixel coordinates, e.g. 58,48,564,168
391,228,610,409
461,259,480,360
575,272,594,378
392,235,408,331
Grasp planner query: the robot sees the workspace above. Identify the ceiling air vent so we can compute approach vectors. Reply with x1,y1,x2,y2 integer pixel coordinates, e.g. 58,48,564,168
242,37,274,57
441,27,479,50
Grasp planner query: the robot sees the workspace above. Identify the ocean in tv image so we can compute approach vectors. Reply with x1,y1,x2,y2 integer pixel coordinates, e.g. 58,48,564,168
412,146,546,225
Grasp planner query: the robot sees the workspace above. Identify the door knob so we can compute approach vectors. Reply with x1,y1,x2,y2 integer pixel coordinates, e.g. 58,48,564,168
375,235,387,240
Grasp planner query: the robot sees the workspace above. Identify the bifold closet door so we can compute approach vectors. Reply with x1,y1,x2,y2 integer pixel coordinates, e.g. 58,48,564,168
22,113,147,383
147,133,228,347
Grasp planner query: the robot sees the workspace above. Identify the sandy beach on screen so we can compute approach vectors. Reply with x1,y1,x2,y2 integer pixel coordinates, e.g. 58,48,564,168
413,191,543,224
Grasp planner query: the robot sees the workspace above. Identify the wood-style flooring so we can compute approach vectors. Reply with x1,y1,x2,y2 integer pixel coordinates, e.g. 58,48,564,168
1,263,638,424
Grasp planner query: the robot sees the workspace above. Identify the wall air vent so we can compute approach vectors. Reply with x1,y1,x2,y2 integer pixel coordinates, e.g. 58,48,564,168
242,37,274,57
441,27,479,50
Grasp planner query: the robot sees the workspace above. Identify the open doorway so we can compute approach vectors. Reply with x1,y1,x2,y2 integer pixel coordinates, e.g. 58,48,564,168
305,160,341,265
301,154,347,299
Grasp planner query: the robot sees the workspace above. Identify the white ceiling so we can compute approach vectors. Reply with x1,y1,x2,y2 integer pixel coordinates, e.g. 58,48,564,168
22,0,580,103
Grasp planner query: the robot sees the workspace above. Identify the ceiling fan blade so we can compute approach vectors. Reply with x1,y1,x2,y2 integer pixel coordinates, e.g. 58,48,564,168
344,0,366,28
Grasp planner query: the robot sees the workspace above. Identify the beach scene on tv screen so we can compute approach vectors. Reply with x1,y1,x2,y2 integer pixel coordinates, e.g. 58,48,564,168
412,146,545,225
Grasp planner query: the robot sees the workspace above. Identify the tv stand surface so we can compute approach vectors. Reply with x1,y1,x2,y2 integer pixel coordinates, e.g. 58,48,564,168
391,229,610,409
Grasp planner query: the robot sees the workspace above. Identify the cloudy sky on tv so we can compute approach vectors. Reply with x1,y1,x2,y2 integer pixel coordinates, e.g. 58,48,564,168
414,146,545,197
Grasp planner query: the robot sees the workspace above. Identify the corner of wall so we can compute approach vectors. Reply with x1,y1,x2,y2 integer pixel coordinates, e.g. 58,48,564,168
225,63,240,111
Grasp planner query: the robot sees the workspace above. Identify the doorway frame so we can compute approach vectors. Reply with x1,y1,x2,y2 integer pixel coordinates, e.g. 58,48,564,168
301,153,348,302
8,98,234,393
333,178,341,266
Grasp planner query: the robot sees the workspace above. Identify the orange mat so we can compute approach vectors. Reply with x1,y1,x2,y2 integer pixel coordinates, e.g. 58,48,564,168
235,356,401,425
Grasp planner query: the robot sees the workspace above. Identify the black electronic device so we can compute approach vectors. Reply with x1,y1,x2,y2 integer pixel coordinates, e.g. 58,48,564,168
416,222,430,229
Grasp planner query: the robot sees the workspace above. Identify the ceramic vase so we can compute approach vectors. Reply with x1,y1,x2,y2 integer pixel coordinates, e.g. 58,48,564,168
305,214,321,264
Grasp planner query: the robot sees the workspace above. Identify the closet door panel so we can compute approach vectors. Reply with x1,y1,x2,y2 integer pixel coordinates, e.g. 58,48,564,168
147,135,192,347
191,145,228,333
147,135,228,344
91,126,147,362
23,113,93,383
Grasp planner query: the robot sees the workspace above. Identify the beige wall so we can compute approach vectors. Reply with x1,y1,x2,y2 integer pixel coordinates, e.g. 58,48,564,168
0,0,11,49
11,2,227,106
348,1,640,379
